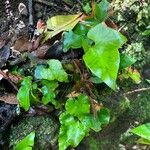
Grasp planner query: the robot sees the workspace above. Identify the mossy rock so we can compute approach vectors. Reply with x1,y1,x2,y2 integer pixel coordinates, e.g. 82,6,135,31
9,115,59,150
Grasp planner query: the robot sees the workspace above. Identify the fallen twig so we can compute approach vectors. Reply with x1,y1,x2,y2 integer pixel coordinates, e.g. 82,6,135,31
34,0,57,7
123,87,150,95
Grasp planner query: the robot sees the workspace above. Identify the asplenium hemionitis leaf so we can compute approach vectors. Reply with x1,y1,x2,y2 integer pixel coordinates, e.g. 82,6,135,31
17,76,33,111
83,24,127,90
35,59,68,82
58,94,110,150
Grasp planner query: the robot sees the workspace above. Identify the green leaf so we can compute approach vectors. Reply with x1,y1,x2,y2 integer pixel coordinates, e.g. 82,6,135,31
65,94,90,116
43,14,81,42
74,23,89,36
83,3,91,14
63,23,90,52
17,76,32,111
97,108,110,125
59,94,110,150
87,24,127,48
41,80,59,92
35,59,68,82
79,115,102,132
41,80,60,107
13,131,35,150
59,112,89,150
146,79,150,84
95,0,109,22
90,76,103,84
79,108,110,132
120,53,136,69
63,31,82,52
127,68,141,84
83,24,127,90
131,123,150,141
137,138,150,145
84,43,120,90
142,29,150,36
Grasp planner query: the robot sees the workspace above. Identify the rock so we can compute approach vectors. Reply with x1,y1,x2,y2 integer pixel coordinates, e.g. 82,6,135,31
9,115,59,150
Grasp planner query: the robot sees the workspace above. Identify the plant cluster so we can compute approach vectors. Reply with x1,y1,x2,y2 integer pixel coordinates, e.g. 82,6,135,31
15,0,138,149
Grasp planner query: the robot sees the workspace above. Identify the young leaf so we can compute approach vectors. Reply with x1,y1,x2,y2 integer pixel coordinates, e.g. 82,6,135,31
97,108,110,125
17,76,32,111
63,23,89,52
131,123,150,141
79,115,102,132
13,131,35,150
41,80,60,107
79,108,110,132
95,0,109,22
120,53,136,69
59,94,110,150
65,94,90,116
63,31,82,52
83,24,127,90
35,59,68,82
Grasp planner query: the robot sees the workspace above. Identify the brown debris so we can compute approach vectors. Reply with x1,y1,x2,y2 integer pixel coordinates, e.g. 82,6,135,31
0,70,23,91
13,36,32,52
0,93,18,104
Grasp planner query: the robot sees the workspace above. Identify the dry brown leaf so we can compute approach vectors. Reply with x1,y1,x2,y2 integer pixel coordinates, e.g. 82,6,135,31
13,36,32,52
66,91,80,98
0,93,18,104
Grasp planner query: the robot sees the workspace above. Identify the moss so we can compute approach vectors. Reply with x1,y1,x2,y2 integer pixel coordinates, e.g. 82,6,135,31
112,0,150,69
9,116,59,150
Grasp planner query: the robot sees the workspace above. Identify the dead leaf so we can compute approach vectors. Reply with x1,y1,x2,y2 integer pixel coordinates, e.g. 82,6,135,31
0,70,22,91
0,94,18,104
13,36,32,52
0,39,6,49
18,3,28,16
43,13,83,42
66,91,80,98
32,44,50,59
0,44,10,69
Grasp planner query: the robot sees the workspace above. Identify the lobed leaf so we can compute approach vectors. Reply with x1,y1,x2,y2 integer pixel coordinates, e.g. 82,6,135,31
65,94,90,116
84,24,127,90
17,76,32,111
35,59,68,82
59,112,89,150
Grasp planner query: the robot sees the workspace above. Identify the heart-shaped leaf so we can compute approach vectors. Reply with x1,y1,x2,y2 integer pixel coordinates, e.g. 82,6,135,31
83,24,127,89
